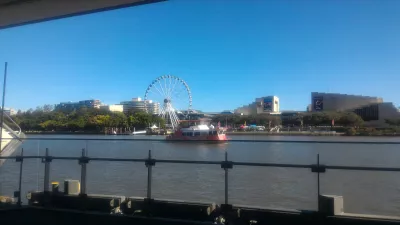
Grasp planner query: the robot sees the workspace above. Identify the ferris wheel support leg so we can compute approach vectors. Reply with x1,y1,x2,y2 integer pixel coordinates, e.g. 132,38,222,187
173,110,180,125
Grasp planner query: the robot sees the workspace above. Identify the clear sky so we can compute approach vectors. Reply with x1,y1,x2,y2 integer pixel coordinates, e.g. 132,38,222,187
0,0,399,112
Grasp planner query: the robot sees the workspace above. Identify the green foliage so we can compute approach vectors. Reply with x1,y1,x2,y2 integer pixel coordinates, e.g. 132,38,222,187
212,111,364,128
298,112,363,127
12,105,165,132
211,114,281,128
345,127,357,136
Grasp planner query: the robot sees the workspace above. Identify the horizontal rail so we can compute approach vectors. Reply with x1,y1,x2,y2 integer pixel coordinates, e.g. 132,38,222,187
1,137,400,145
2,155,400,172
156,159,222,165
233,162,312,169
325,165,400,172
90,157,146,162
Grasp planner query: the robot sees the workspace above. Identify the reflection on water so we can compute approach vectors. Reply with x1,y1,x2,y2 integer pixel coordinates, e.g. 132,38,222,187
1,134,400,216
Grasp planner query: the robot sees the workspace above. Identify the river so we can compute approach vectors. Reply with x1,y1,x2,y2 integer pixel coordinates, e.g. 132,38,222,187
1,134,400,216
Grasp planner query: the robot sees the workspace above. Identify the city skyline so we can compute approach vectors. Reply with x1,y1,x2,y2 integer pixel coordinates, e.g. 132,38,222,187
1,0,399,111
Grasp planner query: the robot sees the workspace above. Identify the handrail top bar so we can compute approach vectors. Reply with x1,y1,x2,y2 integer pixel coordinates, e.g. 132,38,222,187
2,155,400,172
1,137,400,144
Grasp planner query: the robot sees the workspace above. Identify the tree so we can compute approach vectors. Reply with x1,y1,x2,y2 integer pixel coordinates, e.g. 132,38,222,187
35,106,44,112
43,104,54,112
40,120,58,131
151,115,166,129
337,112,364,127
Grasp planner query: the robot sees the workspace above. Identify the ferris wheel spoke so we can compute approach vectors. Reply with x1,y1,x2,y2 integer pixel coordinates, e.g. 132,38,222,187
172,87,186,100
163,77,169,99
152,86,165,99
168,76,173,99
148,89,162,99
167,77,172,99
165,77,172,100
171,78,178,96
157,81,168,99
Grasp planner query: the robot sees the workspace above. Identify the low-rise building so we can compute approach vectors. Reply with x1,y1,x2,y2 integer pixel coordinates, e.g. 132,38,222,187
353,102,400,127
235,96,280,116
55,99,101,111
3,108,16,116
311,92,383,112
100,104,124,113
310,92,400,127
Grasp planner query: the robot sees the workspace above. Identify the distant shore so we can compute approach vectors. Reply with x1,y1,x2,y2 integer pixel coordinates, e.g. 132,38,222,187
22,131,400,137
24,131,107,135
226,131,343,136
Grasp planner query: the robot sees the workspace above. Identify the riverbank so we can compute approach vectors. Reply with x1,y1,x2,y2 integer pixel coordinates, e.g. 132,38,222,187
227,131,343,136
23,130,400,137
24,131,108,135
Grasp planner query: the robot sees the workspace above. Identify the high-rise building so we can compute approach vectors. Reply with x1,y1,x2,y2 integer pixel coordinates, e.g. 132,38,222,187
234,96,280,116
120,97,159,114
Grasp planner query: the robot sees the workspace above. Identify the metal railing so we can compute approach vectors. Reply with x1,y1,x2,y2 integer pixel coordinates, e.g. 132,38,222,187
1,142,400,209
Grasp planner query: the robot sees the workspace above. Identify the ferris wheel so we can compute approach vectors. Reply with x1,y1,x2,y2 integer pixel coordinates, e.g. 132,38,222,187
144,75,192,130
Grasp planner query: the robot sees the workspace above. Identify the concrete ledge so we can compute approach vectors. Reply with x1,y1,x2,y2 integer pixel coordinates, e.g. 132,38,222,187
28,192,125,213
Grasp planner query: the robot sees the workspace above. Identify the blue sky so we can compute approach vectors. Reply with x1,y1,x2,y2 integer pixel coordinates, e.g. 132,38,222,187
0,0,399,112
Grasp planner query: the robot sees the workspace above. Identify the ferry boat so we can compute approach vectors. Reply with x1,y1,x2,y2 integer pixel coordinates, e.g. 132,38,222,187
166,124,227,141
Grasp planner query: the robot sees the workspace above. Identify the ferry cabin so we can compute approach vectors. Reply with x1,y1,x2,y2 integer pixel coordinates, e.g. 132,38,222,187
181,129,225,137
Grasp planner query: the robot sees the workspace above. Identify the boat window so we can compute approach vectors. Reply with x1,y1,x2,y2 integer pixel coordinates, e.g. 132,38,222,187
182,132,186,136
213,131,217,135
194,132,200,136
209,131,213,135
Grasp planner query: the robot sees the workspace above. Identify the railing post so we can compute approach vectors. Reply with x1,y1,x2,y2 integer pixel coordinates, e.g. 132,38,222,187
317,154,320,210
145,150,155,199
79,148,89,196
43,148,51,192
220,151,233,223
311,153,325,212
224,151,229,205
221,151,233,206
15,148,24,206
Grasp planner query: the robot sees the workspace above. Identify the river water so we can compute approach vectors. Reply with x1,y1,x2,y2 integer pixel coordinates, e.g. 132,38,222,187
1,134,400,216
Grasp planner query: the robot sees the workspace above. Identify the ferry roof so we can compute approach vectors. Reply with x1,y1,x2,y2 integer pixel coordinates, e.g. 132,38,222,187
0,0,165,29
181,125,210,131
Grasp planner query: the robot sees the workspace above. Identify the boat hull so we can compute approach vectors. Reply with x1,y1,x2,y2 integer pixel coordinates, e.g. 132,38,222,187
166,134,228,141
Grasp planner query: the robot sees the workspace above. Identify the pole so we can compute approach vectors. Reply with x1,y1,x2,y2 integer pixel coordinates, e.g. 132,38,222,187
44,148,50,192
147,150,152,199
317,154,320,210
224,151,228,205
80,148,87,196
0,62,8,155
17,148,24,206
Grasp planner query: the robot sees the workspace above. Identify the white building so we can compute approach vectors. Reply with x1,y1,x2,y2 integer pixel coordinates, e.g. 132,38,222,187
235,96,280,116
120,97,159,114
3,108,16,116
100,104,124,113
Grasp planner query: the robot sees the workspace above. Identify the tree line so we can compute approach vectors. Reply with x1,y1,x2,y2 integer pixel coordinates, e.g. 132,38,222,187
211,111,364,128
11,105,165,132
